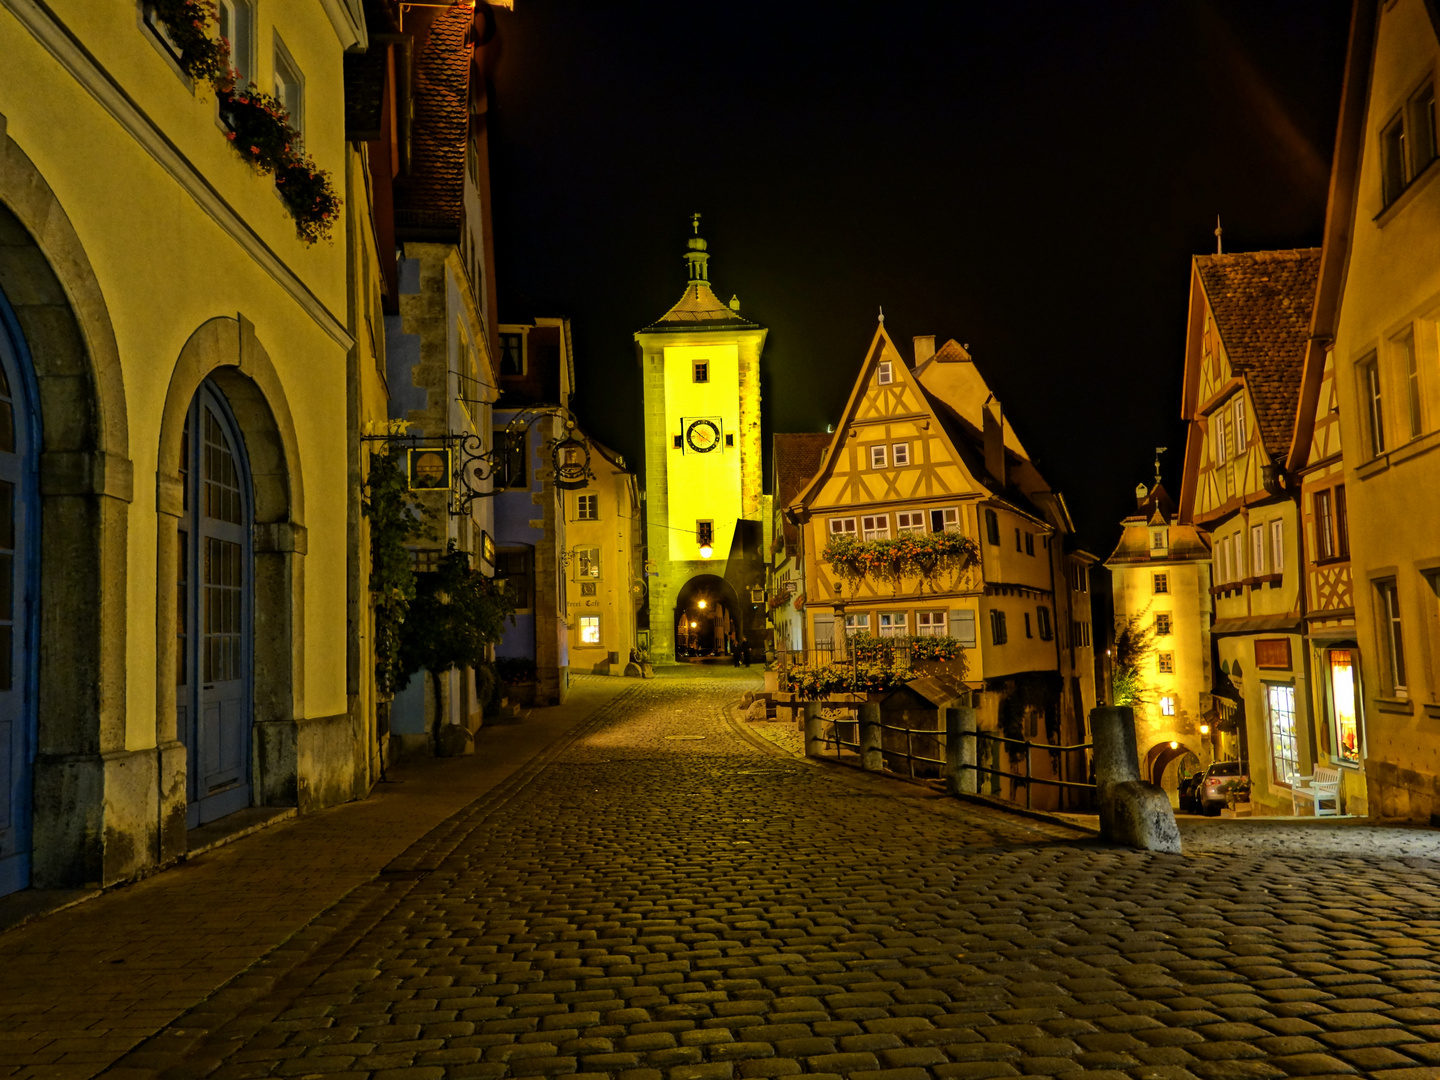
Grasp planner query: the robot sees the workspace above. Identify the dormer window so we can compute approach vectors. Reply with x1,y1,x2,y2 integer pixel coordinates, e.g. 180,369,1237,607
877,361,893,385
1151,528,1169,552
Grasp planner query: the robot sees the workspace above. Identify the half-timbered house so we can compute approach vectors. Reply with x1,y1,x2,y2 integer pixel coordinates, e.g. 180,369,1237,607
1178,247,1321,814
788,326,1096,802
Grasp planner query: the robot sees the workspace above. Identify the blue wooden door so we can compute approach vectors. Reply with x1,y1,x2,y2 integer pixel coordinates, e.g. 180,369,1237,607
178,384,252,828
0,295,37,897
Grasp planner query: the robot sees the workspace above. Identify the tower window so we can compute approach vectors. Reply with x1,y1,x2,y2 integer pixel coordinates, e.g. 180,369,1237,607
1153,572,1169,594
693,361,709,383
877,361,893,385
673,435,683,449
696,520,714,548
724,434,734,447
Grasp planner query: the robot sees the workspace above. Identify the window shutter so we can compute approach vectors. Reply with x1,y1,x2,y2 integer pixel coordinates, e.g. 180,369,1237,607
949,609,976,647
812,614,835,649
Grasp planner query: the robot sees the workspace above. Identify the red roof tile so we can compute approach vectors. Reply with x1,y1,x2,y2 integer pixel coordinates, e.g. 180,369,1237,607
394,7,470,234
1196,248,1320,456
773,432,831,551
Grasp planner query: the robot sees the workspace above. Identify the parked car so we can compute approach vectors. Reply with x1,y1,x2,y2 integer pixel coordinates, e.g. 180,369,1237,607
1184,761,1249,816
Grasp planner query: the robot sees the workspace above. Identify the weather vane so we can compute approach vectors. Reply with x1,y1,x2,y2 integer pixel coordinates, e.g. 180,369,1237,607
1154,446,1168,486
1214,215,1223,255
691,212,701,235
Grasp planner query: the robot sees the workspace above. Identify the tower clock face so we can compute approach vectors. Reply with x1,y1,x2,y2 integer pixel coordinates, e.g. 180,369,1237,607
685,419,721,453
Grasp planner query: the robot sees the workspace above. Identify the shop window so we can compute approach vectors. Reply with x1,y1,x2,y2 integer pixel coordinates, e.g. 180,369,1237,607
861,514,889,541
878,612,907,638
985,508,1000,545
869,445,888,469
892,443,910,466
1375,578,1407,694
1266,683,1299,787
896,511,926,535
1160,695,1176,716
930,507,960,533
576,493,598,520
1153,572,1169,594
829,516,857,536
580,615,601,645
1328,649,1361,766
1158,652,1175,674
916,611,946,637
990,609,1007,645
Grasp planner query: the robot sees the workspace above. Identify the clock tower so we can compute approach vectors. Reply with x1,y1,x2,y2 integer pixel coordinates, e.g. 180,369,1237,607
637,217,767,664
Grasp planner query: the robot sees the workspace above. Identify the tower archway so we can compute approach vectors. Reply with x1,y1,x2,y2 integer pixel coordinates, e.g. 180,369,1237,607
674,574,741,658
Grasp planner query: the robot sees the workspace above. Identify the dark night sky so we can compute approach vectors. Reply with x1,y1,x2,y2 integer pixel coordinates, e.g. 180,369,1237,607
483,1,1353,555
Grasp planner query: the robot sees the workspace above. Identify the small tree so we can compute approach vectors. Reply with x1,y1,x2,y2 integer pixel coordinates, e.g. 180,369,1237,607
361,446,433,697
1111,609,1156,708
398,542,515,752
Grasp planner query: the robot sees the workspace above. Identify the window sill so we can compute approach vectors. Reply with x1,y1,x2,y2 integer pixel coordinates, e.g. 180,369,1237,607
1313,555,1349,567
1374,152,1440,227
1375,696,1415,715
1356,454,1390,480
1425,702,1440,720
1388,427,1440,466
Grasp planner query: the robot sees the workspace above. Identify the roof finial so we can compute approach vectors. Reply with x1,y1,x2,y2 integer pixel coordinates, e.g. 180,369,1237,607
1154,446,1168,487
684,213,709,285
878,305,885,324
1214,215,1223,255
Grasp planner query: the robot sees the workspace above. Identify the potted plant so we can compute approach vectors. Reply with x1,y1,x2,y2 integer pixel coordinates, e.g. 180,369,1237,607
496,655,539,706
1218,778,1251,810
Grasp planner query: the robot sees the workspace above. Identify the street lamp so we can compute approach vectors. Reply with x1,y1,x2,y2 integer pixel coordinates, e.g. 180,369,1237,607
699,543,713,559
698,599,707,610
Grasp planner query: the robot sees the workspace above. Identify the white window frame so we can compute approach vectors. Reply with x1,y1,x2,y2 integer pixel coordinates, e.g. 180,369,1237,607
861,514,890,541
878,612,907,638
1400,329,1423,439
273,34,306,142
580,615,601,645
916,611,946,637
1270,520,1284,577
1251,524,1266,578
930,507,960,534
1362,353,1385,457
891,442,910,466
218,0,255,85
829,517,857,537
1151,528,1168,551
575,546,601,580
1232,395,1247,450
576,493,598,521
877,361,893,385
843,613,870,635
1376,578,1408,694
1213,410,1227,466
869,444,888,469
895,511,926,535
1266,683,1299,787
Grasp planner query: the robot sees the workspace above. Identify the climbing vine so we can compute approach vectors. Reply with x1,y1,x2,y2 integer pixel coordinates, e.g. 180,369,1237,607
361,446,432,697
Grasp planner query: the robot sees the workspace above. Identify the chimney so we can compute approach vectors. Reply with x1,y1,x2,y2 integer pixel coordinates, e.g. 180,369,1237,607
983,396,1006,489
1135,482,1149,508
913,335,936,366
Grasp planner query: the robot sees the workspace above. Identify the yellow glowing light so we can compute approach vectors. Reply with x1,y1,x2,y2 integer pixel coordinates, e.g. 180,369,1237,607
698,599,707,609
1200,724,1210,735
1169,741,1179,750
699,543,714,559
690,621,698,628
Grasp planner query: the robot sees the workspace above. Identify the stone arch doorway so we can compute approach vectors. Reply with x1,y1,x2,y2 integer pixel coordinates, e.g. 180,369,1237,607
674,574,741,658
0,139,131,890
155,317,305,857
1145,740,1199,805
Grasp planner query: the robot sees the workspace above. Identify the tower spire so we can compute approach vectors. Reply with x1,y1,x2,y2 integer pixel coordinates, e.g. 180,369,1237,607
684,213,709,286
1214,215,1223,255
1154,446,1167,487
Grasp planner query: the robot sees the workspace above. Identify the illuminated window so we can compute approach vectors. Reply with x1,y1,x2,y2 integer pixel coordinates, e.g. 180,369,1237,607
1153,572,1169,594
892,443,910,466
693,360,709,383
1329,649,1361,765
1158,652,1174,674
1361,353,1385,457
861,514,889,541
1036,606,1052,640
829,517,857,536
916,611,946,637
877,361,893,385
273,37,305,141
575,547,600,580
985,508,1000,545
1155,612,1172,636
580,616,600,645
1160,695,1176,716
896,511,926,535
576,494,598,520
1267,683,1299,786
878,612,906,637
869,445,888,469
930,507,960,533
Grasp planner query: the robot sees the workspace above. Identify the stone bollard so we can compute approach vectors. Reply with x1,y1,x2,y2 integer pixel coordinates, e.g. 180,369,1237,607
1090,706,1181,853
947,707,978,796
858,703,883,772
804,701,825,757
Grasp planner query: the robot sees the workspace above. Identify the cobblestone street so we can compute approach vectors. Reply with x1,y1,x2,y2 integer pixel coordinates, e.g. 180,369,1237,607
11,677,1440,1080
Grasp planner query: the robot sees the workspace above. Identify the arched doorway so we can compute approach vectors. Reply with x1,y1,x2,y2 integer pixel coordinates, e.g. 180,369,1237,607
1145,740,1199,808
176,381,254,827
0,289,40,896
674,574,741,659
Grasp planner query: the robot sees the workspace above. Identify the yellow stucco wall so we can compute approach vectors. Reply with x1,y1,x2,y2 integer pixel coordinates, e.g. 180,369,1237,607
663,343,741,562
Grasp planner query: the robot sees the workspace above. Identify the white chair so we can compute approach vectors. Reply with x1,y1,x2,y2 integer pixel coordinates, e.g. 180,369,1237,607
1291,765,1341,816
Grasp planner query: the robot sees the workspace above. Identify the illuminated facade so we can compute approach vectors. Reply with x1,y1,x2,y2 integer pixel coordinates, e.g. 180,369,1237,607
565,441,642,674
1177,248,1320,814
1106,482,1216,801
637,220,767,663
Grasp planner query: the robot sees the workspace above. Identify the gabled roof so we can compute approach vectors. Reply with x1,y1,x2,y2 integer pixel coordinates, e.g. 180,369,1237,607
393,6,470,234
1195,248,1321,455
640,280,759,332
772,433,831,551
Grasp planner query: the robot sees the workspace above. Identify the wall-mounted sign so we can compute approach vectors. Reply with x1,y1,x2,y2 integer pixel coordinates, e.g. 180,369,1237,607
408,447,451,490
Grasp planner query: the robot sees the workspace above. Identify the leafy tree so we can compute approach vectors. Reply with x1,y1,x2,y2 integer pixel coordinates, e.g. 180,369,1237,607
361,446,432,697
1111,609,1156,707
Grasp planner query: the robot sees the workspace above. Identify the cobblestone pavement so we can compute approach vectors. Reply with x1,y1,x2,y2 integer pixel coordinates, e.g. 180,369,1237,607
74,680,1440,1078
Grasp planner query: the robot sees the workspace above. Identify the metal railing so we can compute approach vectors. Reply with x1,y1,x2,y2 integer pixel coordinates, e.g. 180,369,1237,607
962,730,1095,812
